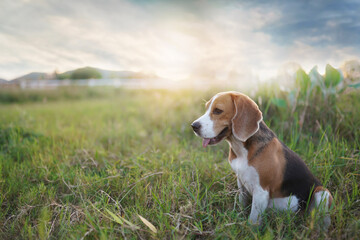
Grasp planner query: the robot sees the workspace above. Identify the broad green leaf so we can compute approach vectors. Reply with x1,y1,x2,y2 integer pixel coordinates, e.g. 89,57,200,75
309,66,324,87
296,68,311,94
271,98,287,108
324,64,342,88
287,90,297,106
349,83,360,89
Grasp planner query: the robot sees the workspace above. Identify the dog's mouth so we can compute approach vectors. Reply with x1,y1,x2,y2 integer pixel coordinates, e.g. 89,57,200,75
202,127,229,148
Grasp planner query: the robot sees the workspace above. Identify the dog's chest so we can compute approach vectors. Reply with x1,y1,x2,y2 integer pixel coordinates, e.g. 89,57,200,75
230,156,261,194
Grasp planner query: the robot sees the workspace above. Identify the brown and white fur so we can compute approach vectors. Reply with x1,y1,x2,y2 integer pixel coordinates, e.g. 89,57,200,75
191,91,332,229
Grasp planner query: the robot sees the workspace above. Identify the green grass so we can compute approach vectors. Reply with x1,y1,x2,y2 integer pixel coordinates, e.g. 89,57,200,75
0,88,359,239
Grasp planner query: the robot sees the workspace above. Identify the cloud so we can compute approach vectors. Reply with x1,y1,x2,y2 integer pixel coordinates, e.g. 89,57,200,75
0,0,359,81
258,0,360,47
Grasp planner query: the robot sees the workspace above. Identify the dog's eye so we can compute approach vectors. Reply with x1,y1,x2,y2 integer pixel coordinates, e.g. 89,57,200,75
213,108,223,115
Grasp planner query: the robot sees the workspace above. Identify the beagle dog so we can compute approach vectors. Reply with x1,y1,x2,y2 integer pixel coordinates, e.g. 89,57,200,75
191,91,332,228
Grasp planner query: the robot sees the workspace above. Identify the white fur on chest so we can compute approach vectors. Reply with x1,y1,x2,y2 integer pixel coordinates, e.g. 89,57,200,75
230,156,261,195
228,142,262,195
228,138,299,216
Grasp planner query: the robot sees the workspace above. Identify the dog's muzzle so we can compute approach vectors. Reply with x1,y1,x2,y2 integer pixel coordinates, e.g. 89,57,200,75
191,121,201,134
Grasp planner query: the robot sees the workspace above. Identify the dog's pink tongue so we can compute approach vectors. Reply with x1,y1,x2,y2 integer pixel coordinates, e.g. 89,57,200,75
202,138,211,148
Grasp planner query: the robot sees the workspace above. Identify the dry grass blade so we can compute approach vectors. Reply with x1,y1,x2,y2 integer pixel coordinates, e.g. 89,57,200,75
138,214,157,233
105,209,123,225
105,209,139,230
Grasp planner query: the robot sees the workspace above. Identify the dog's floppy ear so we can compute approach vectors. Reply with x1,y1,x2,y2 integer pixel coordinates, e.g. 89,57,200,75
205,96,213,109
231,93,262,142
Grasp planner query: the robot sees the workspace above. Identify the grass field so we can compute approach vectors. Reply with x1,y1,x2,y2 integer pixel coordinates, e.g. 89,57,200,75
0,87,359,239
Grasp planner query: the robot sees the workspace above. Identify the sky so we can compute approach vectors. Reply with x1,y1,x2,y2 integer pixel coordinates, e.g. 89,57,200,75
0,0,359,81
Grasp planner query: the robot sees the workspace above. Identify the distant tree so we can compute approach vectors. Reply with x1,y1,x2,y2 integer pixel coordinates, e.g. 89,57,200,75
51,69,59,80
70,67,102,80
57,73,71,80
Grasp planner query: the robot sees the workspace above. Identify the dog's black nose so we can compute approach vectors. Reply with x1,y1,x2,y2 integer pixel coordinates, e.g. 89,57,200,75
191,121,201,133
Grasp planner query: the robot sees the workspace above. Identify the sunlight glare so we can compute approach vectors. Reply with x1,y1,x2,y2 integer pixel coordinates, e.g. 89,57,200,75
153,34,195,80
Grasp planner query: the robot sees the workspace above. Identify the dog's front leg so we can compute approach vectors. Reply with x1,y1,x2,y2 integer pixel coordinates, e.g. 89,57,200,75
248,189,269,225
237,177,249,207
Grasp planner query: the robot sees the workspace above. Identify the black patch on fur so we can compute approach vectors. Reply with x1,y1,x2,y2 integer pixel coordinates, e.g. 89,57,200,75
245,121,276,160
280,143,321,210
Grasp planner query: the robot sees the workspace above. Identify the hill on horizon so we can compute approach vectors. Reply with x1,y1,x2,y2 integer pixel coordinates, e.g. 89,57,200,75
11,72,53,82
10,67,159,81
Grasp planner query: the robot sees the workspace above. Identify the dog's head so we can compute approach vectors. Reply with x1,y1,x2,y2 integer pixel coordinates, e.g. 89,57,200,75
191,91,263,147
